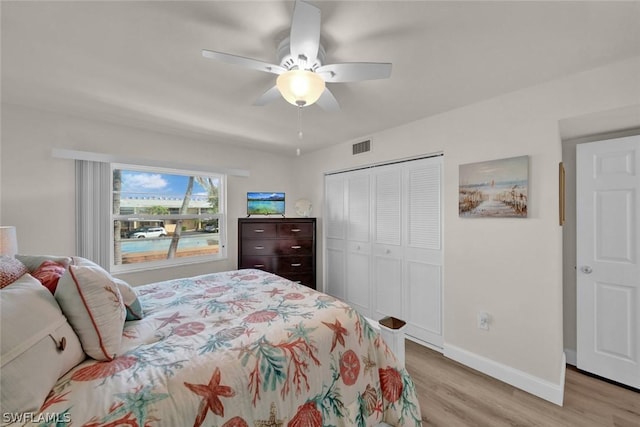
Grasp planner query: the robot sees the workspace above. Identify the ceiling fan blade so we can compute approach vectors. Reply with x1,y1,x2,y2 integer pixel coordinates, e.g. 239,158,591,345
315,88,340,112
201,49,286,75
253,86,282,106
289,0,321,66
316,62,392,83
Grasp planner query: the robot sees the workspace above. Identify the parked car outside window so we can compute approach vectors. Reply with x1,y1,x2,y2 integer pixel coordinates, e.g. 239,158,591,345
203,224,219,233
128,227,167,238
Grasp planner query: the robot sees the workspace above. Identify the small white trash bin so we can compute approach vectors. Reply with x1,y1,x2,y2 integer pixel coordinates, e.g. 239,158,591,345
378,316,407,368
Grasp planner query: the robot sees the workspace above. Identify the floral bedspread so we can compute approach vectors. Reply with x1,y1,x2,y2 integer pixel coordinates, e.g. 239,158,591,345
33,270,422,426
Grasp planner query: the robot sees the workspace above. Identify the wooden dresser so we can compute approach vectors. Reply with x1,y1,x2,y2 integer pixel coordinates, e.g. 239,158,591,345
238,217,316,289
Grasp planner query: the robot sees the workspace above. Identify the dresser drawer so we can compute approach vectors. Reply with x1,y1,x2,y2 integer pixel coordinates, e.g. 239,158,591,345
242,239,279,255
240,256,275,271
241,222,277,238
277,222,314,238
276,256,313,273
276,239,313,255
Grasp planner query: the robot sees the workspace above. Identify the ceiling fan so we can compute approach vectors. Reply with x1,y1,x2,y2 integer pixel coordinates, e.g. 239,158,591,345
201,0,392,111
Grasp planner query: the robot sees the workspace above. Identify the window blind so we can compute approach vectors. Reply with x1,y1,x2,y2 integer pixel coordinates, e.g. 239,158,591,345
75,160,111,269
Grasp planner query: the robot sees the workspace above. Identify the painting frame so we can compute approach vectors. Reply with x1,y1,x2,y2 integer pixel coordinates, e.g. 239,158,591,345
459,155,529,218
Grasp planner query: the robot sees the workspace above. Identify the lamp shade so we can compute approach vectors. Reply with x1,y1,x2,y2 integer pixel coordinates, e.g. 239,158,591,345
0,226,18,256
276,70,325,107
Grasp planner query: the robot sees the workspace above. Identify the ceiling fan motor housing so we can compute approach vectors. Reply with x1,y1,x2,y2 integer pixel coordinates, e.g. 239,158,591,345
277,37,326,71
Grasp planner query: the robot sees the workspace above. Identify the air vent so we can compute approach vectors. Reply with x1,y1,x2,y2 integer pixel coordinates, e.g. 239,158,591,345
352,140,371,155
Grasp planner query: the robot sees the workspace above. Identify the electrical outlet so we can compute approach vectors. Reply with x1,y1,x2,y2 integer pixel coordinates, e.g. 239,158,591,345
478,312,490,330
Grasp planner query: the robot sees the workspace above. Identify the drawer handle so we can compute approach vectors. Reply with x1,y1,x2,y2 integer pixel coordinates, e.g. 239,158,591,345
254,246,264,250
291,229,301,232
294,281,302,284
291,263,302,267
254,264,265,268
254,229,265,233
291,245,302,249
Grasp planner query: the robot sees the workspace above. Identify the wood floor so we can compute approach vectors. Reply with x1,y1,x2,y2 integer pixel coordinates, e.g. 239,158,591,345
404,340,640,426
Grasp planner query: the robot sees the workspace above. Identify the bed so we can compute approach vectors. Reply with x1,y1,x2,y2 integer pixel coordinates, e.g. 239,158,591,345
1,255,422,427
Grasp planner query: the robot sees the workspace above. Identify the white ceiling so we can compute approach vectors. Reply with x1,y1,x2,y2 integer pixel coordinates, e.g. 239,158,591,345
2,1,640,156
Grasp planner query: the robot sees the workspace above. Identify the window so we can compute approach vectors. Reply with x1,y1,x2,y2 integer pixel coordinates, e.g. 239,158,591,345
111,164,226,272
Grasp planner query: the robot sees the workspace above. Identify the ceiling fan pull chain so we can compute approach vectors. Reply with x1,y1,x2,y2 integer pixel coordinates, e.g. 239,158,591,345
298,105,303,140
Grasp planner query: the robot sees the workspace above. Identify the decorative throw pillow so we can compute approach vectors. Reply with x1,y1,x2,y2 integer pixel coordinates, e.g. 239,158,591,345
15,254,71,272
113,278,144,321
55,264,126,361
32,260,67,294
0,256,29,289
1,274,85,414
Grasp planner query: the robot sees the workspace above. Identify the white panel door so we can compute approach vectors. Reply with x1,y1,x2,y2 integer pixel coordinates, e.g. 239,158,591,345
346,172,372,315
577,135,640,389
403,157,443,346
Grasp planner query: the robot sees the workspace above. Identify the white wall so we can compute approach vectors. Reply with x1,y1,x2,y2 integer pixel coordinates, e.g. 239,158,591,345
292,56,640,402
0,104,300,285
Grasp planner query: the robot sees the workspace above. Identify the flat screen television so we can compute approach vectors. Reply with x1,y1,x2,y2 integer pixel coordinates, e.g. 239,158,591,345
247,192,285,216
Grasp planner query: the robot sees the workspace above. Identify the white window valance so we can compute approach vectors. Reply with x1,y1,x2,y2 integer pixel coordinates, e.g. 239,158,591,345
53,148,250,177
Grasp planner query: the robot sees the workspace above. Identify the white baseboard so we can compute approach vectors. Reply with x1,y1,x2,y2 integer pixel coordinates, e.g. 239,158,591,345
406,334,443,353
444,344,565,406
564,348,577,366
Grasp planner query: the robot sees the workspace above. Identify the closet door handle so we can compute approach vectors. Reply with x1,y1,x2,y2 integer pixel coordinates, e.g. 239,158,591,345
291,245,302,249
291,263,302,267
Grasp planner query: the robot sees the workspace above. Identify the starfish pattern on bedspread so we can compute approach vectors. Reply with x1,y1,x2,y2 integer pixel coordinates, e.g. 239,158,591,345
322,318,348,352
154,311,188,329
184,367,236,427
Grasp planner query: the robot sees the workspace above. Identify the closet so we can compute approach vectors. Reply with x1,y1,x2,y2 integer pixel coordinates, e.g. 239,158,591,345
324,155,443,348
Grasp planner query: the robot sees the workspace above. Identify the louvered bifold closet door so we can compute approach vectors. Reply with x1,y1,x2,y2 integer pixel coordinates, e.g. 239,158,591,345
345,170,372,316
324,155,443,348
403,157,443,347
324,174,347,299
372,164,404,321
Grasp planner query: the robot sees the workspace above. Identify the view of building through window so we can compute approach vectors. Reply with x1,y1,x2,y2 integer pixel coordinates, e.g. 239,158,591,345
112,165,225,269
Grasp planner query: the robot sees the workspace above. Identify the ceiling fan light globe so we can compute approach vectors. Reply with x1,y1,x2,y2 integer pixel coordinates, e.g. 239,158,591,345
276,70,325,107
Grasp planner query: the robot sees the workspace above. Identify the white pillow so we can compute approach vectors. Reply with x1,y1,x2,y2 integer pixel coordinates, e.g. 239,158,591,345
55,263,126,361
1,274,85,414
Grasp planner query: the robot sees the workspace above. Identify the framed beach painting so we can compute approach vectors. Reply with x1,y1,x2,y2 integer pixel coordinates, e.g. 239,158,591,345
459,155,529,218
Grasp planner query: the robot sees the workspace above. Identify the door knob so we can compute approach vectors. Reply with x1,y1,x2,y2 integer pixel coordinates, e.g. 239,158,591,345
580,265,593,274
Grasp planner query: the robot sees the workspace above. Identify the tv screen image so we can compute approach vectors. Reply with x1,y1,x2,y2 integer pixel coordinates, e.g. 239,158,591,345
247,192,285,216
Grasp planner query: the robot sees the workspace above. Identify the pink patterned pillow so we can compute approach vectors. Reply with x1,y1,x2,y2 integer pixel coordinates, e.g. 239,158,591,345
32,260,66,294
0,256,29,289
